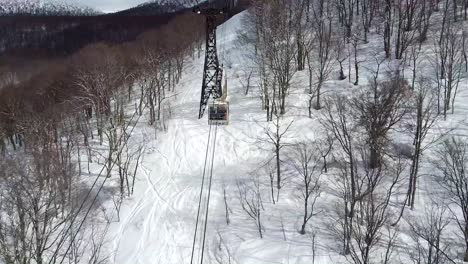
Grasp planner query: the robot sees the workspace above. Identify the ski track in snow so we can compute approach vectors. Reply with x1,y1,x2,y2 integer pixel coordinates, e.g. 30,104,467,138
108,44,214,263
102,9,468,264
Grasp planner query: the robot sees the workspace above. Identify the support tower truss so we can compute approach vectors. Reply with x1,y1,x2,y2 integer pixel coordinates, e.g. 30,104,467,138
196,7,226,119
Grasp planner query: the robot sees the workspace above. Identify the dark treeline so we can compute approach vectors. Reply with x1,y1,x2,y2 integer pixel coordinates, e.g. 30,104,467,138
0,9,203,150
0,0,247,57
0,0,249,147
0,0,250,153
0,14,182,56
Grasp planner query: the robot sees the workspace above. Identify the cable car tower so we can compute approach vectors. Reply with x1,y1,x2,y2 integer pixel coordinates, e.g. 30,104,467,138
194,2,230,125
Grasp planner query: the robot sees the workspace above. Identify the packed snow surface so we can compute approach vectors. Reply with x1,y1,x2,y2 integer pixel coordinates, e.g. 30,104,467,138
100,10,468,264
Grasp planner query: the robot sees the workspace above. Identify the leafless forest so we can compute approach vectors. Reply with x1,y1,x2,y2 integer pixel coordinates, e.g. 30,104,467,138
1,0,468,263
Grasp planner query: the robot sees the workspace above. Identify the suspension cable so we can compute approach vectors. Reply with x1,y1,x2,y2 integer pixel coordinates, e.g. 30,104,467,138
190,123,213,264
57,106,144,264
200,124,219,264
48,87,151,264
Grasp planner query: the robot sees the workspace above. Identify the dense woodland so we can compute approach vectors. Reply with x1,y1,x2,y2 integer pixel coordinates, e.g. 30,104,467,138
0,1,194,57
232,0,468,263
1,0,468,263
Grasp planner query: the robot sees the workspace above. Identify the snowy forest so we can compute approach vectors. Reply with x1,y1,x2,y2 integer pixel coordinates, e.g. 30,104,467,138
0,0,468,263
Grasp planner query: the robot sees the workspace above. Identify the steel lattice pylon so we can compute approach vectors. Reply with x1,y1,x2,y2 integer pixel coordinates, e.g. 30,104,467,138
196,7,226,119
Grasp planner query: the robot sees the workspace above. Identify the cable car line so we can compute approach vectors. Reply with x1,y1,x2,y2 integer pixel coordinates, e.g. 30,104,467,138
190,123,213,264
189,122,219,264
190,1,230,262
200,124,219,264
48,99,148,264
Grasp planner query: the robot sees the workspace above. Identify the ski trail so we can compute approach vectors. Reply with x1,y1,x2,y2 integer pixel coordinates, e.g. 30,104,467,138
141,163,178,213
106,12,249,263
112,188,151,263
108,53,216,263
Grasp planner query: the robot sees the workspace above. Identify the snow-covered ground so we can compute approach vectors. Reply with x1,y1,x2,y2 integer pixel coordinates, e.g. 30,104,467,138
104,13,273,263
95,10,468,264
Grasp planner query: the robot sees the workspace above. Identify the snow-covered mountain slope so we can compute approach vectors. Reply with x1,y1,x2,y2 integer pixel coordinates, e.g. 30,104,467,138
100,11,293,263
112,0,228,16
111,0,186,16
0,0,100,16
104,12,257,263
100,10,468,264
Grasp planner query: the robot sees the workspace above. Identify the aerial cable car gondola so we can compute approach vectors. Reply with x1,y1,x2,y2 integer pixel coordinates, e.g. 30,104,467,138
208,72,229,125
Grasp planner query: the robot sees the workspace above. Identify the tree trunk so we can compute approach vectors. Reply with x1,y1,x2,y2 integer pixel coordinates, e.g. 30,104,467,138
370,145,380,168
316,83,322,110
300,196,308,234
354,60,359,86
339,60,346,80
270,171,276,204
276,146,281,190
297,38,305,71
464,224,468,261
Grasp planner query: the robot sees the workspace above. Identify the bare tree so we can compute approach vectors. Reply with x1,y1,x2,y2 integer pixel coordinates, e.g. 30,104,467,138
434,137,468,261
406,77,439,209
71,44,121,145
335,35,349,81
259,113,294,191
463,30,468,72
335,0,357,41
237,175,264,238
262,160,278,204
223,184,232,225
292,0,309,71
308,0,335,110
348,156,403,264
242,0,298,116
66,220,110,264
464,0,468,20
212,232,238,264
0,117,77,264
350,26,365,86
394,0,418,59
382,0,393,58
290,142,322,235
239,2,275,120
0,127,5,155
316,134,334,173
407,203,453,264
321,96,357,254
137,37,169,126
352,75,409,169
416,0,436,43
264,0,298,114
433,22,464,119
360,0,377,43
103,97,142,219
239,69,254,95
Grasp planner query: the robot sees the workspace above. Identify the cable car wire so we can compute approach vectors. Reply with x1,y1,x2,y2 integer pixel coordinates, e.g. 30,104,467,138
190,121,220,264
48,88,151,264
190,123,214,264
200,124,219,264
56,107,145,264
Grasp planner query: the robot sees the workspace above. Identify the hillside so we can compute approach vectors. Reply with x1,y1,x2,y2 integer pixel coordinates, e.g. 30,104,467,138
97,8,468,264
1,0,468,264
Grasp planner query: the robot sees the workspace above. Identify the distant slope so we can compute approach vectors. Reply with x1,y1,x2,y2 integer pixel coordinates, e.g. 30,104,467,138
112,0,187,16
0,0,101,16
111,0,239,16
0,0,248,58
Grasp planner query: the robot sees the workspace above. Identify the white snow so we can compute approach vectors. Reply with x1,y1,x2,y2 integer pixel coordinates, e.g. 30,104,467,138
93,9,468,264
